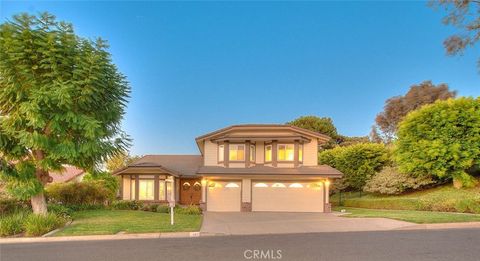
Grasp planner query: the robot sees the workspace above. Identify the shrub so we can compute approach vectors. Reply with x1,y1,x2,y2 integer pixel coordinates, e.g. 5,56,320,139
177,205,202,215
319,143,390,191
0,198,30,215
47,204,73,220
111,200,143,210
24,213,66,237
83,171,119,196
363,166,437,195
0,211,28,237
156,205,170,213
46,181,114,206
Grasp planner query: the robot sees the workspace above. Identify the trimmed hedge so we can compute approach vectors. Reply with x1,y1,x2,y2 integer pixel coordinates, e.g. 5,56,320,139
46,181,114,206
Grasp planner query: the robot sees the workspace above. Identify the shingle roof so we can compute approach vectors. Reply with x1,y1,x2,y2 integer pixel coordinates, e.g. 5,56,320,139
50,165,85,183
197,165,342,177
126,155,203,176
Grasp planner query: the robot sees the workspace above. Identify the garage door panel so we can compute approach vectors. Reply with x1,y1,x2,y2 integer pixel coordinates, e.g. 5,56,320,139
252,182,324,212
207,181,241,212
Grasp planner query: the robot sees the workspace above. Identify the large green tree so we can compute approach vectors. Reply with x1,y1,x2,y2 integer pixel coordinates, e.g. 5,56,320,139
395,97,480,188
105,151,140,172
287,115,338,139
373,81,456,143
319,143,389,191
0,13,130,214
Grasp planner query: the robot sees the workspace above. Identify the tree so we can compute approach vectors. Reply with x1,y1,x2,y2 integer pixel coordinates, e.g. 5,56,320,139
374,81,456,142
105,152,140,172
0,13,130,214
318,143,389,191
287,116,338,139
395,97,480,188
432,1,480,70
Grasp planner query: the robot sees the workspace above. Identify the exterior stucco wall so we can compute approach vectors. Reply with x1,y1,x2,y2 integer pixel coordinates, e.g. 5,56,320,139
242,178,251,203
303,139,318,166
255,141,264,164
204,140,221,166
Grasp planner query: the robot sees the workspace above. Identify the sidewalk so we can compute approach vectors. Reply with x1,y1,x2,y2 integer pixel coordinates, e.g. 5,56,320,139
0,231,202,244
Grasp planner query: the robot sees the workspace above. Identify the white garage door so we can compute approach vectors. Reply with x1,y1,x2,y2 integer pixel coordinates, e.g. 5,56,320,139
252,181,324,212
207,181,241,212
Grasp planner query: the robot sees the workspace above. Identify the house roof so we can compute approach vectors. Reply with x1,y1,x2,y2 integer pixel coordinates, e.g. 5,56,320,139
50,165,85,183
196,165,342,178
113,155,203,177
195,124,331,155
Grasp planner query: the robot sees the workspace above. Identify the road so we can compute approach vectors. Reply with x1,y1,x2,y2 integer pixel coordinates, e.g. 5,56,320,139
2,228,480,261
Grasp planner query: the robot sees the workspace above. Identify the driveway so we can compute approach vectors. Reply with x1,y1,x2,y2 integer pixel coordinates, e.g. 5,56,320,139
201,212,413,235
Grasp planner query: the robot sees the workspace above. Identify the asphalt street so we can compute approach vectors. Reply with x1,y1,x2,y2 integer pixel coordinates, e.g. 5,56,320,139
2,228,480,261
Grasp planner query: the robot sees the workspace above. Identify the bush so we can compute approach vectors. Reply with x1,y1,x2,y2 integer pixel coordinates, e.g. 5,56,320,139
156,205,170,213
0,211,28,237
46,181,115,206
83,171,119,196
111,200,143,210
176,205,202,215
47,204,74,220
363,166,437,195
0,198,30,215
24,213,66,237
319,143,389,191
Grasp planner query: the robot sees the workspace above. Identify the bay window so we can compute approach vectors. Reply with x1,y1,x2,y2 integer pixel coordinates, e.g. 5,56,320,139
229,144,245,161
250,145,255,162
277,144,294,161
265,145,272,162
139,179,154,200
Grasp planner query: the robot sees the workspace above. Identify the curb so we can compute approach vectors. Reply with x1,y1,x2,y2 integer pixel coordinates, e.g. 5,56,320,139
395,222,480,231
0,231,202,244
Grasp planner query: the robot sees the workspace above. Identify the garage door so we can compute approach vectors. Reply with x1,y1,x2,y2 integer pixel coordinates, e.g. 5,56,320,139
207,181,241,212
252,181,324,212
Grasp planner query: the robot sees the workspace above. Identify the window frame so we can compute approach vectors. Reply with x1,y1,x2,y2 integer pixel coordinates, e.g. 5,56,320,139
249,144,255,162
229,143,246,162
298,144,303,163
138,179,155,201
277,143,295,162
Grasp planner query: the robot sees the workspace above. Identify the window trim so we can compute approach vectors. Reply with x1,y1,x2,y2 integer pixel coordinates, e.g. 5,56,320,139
298,143,304,163
277,143,295,162
264,144,273,163
229,143,246,162
249,144,255,162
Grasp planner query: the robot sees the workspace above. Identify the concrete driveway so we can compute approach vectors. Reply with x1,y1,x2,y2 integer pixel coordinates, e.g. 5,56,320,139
201,212,414,235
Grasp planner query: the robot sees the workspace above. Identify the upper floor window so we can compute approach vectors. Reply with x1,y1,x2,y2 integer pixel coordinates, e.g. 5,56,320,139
250,145,255,162
277,144,294,161
218,144,224,162
265,145,272,162
299,144,303,162
229,144,245,161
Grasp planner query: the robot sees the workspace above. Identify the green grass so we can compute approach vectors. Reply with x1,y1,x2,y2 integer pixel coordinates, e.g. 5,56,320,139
55,210,202,236
334,207,480,224
331,184,480,213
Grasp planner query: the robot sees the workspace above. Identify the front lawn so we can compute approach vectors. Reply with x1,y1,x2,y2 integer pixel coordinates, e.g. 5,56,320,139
55,210,202,236
334,207,480,224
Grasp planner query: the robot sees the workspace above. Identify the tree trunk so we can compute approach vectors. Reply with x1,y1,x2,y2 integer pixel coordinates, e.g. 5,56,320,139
31,191,48,215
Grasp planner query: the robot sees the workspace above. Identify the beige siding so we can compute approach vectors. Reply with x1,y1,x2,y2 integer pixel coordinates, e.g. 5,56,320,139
255,142,264,164
242,178,251,203
122,176,131,200
229,162,245,168
277,163,295,168
204,140,221,166
303,139,318,166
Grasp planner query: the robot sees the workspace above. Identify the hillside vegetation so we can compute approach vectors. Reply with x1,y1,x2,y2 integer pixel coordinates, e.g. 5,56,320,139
331,182,480,214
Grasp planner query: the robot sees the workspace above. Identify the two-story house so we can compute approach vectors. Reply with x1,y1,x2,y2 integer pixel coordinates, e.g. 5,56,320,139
114,124,343,212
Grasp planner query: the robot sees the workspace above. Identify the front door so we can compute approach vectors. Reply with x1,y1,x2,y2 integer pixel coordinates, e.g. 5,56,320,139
180,179,202,205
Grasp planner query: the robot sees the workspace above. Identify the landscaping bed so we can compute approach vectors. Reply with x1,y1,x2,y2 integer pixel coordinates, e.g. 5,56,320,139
334,207,480,224
331,184,480,214
54,209,202,236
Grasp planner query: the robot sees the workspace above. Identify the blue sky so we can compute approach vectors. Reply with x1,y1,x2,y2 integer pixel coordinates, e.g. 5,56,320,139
1,1,479,155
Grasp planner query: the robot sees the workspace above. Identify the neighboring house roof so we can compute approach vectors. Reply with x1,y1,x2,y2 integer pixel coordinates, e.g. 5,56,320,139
196,165,342,177
195,124,331,155
113,155,203,177
50,165,85,183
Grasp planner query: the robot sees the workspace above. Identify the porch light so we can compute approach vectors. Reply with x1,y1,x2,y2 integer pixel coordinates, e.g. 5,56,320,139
254,183,268,188
289,183,303,188
272,183,286,188
225,182,240,188
201,179,207,186
325,180,331,187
